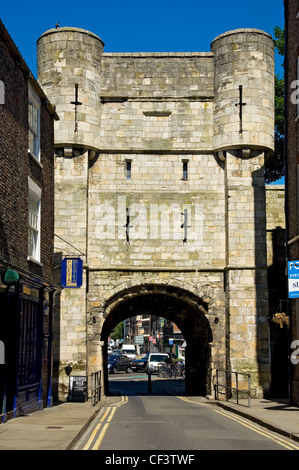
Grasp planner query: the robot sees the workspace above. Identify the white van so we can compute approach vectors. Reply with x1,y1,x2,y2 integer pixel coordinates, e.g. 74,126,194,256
121,344,136,360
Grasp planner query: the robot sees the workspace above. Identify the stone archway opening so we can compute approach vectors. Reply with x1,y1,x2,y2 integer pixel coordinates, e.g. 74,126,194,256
101,285,213,396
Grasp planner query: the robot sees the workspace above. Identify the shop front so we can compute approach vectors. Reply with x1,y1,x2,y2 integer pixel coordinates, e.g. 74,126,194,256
0,271,58,422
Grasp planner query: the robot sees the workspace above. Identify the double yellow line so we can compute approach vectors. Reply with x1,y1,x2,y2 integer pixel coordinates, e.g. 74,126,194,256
177,396,210,406
214,408,299,451
83,396,128,450
177,396,299,450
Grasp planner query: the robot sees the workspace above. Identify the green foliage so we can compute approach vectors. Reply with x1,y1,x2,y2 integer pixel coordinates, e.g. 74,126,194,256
265,26,285,184
273,26,285,57
110,322,124,340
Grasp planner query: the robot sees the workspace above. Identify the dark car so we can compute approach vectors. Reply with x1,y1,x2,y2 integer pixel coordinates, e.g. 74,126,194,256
131,353,149,372
107,354,132,374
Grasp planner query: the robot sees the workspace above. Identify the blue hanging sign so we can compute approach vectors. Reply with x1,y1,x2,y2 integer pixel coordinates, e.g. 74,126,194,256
288,261,299,298
61,257,83,288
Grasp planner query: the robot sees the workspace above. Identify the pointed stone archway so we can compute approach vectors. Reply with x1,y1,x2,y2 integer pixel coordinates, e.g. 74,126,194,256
100,284,213,396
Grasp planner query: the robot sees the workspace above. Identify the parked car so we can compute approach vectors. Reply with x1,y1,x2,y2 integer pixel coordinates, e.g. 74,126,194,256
131,353,149,372
107,354,132,374
145,353,169,374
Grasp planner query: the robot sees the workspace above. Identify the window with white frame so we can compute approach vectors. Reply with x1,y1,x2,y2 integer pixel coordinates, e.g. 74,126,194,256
28,84,40,161
28,178,41,262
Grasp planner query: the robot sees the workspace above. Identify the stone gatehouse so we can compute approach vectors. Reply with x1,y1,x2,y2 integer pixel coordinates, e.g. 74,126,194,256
36,26,284,399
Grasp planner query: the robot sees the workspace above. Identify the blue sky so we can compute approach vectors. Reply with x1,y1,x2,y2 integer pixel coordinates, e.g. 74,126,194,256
1,0,284,78
1,0,285,184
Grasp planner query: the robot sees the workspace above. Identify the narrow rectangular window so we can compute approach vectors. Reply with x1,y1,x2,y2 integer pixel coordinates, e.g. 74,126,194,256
182,160,188,181
28,194,40,260
0,80,4,104
126,160,132,180
19,300,40,385
28,84,40,161
28,178,41,263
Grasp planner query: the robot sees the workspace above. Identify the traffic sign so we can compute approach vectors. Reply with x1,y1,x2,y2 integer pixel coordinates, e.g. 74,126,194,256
288,261,299,298
134,335,144,345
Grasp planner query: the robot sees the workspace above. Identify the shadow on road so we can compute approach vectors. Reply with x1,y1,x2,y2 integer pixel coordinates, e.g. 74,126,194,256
108,375,186,397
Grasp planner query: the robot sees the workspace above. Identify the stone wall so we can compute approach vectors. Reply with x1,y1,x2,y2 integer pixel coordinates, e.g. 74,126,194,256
52,150,89,394
100,53,214,152
88,152,225,269
266,185,285,266
37,26,279,399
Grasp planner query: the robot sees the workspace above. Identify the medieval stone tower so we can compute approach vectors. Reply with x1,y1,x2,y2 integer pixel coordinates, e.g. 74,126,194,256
37,27,276,399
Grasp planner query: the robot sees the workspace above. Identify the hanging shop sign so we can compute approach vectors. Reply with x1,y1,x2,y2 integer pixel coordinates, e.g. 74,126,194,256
288,261,299,298
61,257,83,288
1,269,19,286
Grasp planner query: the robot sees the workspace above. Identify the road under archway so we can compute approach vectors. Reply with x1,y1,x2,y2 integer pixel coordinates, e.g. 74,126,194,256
101,285,213,396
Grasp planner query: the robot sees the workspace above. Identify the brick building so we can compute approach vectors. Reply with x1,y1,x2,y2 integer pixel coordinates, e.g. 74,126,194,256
0,20,60,420
284,0,299,406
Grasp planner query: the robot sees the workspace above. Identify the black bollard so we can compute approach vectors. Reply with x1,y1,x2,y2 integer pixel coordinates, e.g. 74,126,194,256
148,373,152,394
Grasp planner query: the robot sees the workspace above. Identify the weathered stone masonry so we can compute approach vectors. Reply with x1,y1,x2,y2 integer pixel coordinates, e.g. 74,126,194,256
36,26,283,398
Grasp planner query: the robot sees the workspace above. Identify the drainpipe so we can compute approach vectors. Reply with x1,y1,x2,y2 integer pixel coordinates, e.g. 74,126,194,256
283,0,292,404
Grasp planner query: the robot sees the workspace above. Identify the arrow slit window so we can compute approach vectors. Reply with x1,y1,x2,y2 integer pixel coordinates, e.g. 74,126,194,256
126,159,132,180
182,160,189,181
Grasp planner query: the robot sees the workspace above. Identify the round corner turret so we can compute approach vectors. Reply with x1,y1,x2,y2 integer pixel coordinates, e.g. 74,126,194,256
211,28,275,155
37,27,104,151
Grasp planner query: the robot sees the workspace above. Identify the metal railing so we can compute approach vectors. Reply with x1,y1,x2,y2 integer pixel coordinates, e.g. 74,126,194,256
214,369,251,407
90,370,101,406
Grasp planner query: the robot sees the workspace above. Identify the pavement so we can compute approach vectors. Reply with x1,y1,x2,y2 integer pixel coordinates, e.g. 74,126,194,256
0,382,298,451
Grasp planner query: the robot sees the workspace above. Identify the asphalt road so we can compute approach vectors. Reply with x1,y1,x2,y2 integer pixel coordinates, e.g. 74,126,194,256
74,372,297,452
